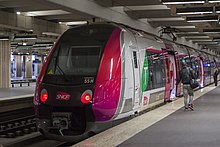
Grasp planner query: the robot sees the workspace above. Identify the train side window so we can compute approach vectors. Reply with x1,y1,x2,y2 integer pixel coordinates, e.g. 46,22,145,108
146,51,165,90
133,51,138,68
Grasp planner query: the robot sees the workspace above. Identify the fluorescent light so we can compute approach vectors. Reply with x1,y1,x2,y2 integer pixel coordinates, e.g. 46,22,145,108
14,35,37,40
0,38,9,40
177,11,212,15
125,5,170,11
0,36,9,40
148,17,184,21
42,32,60,37
171,26,196,28
192,39,213,41
209,0,220,3
213,38,220,41
176,7,213,15
186,15,218,22
58,21,88,26
34,42,53,47
16,11,21,15
162,0,205,4
175,32,200,34
198,42,218,44
187,19,218,22
203,29,220,33
204,32,220,34
23,10,70,17
185,36,210,39
65,21,88,26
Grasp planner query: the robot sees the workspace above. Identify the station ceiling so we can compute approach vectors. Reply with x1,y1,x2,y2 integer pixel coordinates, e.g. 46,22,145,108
1,0,220,54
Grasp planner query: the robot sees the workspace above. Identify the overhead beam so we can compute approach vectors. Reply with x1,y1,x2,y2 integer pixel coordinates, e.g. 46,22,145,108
46,0,161,35
94,0,161,7
0,10,68,37
124,5,172,19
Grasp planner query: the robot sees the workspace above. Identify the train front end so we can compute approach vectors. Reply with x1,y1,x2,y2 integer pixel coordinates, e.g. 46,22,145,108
34,24,122,141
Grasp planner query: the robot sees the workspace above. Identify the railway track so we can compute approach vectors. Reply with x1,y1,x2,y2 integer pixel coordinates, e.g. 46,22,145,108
0,94,163,146
0,106,75,147
0,108,36,138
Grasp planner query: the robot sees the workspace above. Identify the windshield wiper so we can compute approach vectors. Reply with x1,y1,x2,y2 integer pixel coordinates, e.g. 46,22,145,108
54,57,71,82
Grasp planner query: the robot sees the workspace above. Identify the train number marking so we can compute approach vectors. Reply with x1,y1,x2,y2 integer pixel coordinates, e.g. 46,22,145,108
84,77,94,84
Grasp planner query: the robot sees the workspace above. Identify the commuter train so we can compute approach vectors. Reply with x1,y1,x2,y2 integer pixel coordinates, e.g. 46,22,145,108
34,23,219,141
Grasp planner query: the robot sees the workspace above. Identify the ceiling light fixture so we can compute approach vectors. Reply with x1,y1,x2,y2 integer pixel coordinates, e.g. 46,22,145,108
148,17,184,21
175,32,200,34
185,36,210,39
16,11,21,15
0,36,9,41
177,11,212,15
213,37,220,41
65,21,88,26
162,0,205,5
176,7,213,15
192,39,213,42
209,0,220,3
198,42,218,44
214,7,220,13
24,10,70,17
14,35,37,40
186,15,218,22
34,42,53,47
203,29,220,33
187,20,218,22
42,32,60,37
171,26,196,28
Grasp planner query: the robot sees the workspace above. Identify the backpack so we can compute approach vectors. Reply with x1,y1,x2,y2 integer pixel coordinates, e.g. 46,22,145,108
181,67,192,84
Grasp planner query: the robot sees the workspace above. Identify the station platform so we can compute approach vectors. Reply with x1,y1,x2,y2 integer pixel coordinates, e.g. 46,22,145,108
73,84,219,147
0,83,35,101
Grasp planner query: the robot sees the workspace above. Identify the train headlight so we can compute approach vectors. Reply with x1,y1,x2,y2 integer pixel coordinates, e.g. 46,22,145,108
81,90,92,104
40,89,48,103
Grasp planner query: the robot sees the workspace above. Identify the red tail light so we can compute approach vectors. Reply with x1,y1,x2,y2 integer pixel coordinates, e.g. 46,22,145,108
40,92,48,103
81,93,92,104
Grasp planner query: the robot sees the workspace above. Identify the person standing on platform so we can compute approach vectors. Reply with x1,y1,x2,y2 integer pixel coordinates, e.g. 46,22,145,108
178,62,195,111
213,67,219,86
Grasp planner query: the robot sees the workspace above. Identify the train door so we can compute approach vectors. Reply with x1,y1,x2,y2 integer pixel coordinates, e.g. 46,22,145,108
163,50,177,101
175,54,182,97
129,44,141,109
164,53,171,101
199,58,204,88
167,51,177,99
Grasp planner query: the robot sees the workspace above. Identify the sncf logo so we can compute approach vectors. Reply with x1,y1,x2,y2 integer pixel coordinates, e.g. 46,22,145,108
56,92,71,101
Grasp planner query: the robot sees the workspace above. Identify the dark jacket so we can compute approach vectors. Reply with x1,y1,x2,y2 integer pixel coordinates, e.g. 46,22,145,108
178,66,195,84
213,69,219,78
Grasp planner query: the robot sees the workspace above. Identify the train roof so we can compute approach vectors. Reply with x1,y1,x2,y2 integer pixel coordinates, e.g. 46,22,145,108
66,22,219,58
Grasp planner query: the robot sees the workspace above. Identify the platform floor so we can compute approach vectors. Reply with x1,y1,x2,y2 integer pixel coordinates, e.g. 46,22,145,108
0,83,35,100
73,84,219,147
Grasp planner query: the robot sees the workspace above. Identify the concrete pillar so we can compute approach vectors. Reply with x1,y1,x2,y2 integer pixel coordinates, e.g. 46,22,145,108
16,55,22,77
0,40,10,88
25,55,32,79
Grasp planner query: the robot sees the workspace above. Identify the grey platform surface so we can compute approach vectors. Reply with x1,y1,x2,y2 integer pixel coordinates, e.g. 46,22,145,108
118,86,220,147
0,84,35,100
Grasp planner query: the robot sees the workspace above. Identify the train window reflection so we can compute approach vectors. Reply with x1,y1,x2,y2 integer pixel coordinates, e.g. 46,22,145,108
47,45,101,76
146,52,165,90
